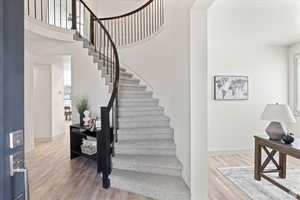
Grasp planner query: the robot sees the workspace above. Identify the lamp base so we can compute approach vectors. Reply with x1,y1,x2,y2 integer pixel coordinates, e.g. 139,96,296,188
265,121,285,140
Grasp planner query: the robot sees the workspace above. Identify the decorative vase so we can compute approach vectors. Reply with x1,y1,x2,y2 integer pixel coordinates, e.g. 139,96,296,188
80,114,84,126
83,110,91,126
282,133,294,144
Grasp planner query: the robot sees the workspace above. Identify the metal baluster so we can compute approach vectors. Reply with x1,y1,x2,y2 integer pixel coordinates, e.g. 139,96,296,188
146,6,149,37
65,0,67,28
71,0,77,30
54,0,56,25
41,0,43,21
160,0,162,26
34,0,37,18
100,26,102,54
60,0,62,27
99,27,102,66
162,0,164,25
104,35,107,73
47,0,49,23
94,21,97,51
117,19,119,46
133,13,137,42
114,20,117,45
155,0,157,32
28,0,30,16
110,46,113,83
121,18,124,46
83,7,86,38
79,3,81,35
148,5,151,35
151,2,154,34
137,12,139,42
131,15,133,44
125,18,128,46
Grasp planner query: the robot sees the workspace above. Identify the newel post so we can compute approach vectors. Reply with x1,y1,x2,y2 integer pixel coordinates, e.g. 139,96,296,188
71,0,77,30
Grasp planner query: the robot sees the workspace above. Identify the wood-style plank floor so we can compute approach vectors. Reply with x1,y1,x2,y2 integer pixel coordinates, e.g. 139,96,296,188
25,123,153,200
208,152,300,200
26,123,300,200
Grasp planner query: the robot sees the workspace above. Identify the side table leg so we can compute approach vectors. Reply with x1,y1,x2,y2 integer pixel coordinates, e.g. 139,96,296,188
255,141,262,181
279,152,287,179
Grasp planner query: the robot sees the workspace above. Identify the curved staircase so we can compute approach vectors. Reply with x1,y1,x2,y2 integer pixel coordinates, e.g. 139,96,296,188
26,0,191,199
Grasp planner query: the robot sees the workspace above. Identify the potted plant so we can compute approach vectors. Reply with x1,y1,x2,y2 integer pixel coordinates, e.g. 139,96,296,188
75,97,90,126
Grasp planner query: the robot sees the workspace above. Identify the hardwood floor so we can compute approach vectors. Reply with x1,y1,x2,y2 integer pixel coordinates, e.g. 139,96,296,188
26,123,300,200
208,152,300,200
25,124,153,200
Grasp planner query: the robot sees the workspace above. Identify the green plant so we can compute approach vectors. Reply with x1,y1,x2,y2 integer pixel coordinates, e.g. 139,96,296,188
76,97,90,115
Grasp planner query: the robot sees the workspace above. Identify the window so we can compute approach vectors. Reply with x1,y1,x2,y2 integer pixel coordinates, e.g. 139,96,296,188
294,54,300,115
64,61,72,107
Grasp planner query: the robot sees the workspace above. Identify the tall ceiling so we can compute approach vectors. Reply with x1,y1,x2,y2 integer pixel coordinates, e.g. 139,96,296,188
209,0,300,46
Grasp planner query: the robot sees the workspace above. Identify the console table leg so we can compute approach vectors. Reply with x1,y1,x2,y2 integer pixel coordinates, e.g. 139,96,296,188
255,141,262,181
279,152,287,179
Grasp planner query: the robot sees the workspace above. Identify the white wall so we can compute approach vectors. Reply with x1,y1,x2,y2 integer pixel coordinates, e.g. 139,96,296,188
25,19,110,151
207,3,288,152
287,42,300,137
190,7,209,200
96,0,195,187
71,47,110,122
32,64,52,141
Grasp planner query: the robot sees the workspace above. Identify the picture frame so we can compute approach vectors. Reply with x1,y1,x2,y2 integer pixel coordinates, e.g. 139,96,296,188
214,75,249,100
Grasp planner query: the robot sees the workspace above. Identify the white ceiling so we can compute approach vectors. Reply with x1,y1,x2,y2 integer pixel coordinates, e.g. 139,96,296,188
209,0,300,46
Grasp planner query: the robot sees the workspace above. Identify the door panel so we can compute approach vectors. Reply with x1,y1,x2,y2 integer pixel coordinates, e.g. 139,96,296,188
0,0,25,199
0,1,4,199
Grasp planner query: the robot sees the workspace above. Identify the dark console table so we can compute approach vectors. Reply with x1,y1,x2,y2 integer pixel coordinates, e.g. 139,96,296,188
70,124,114,174
70,124,101,173
254,136,300,199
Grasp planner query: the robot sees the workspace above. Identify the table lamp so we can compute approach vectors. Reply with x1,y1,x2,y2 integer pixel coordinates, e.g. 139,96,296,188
260,103,296,140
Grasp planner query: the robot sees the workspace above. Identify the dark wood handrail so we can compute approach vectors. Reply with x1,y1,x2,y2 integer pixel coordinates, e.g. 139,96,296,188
78,0,120,111
99,0,154,21
75,0,120,189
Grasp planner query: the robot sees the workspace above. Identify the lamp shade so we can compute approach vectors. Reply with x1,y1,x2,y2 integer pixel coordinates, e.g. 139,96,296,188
260,104,296,123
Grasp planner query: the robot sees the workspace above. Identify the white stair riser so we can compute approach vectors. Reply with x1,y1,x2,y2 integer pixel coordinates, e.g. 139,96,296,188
110,87,146,93
102,71,133,78
113,162,181,177
120,86,146,91
115,148,176,156
105,79,139,85
111,181,190,200
118,133,173,141
118,128,173,135
119,110,164,117
119,79,140,85
118,121,169,128
100,66,126,73
119,94,153,99
119,102,159,107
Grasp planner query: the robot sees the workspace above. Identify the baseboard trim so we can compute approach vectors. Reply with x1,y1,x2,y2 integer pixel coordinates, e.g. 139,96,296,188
35,137,52,143
35,132,65,143
208,149,253,156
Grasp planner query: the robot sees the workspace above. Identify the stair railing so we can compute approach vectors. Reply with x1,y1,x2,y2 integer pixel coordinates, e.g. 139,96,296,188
99,0,164,47
25,0,120,189
72,0,120,189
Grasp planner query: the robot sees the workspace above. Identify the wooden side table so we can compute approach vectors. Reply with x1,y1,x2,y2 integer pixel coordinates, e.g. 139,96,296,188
254,136,300,199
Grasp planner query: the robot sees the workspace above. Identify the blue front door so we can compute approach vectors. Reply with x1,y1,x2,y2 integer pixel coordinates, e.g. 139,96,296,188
0,0,26,199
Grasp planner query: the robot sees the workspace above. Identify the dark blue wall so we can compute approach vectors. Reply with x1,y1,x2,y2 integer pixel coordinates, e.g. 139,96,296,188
0,0,4,199
1,0,24,199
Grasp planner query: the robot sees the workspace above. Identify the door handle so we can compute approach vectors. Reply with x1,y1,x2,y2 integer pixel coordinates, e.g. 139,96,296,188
10,152,30,200
13,168,30,200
